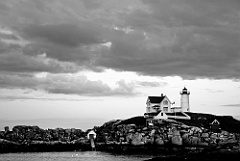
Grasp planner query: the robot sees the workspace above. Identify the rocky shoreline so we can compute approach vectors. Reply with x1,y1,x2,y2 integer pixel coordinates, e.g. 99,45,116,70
1,114,240,156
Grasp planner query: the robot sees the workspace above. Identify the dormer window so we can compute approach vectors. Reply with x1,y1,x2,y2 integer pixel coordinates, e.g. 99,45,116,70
163,100,168,105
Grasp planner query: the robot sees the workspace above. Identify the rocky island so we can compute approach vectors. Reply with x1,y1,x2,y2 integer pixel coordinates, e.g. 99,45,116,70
1,112,240,160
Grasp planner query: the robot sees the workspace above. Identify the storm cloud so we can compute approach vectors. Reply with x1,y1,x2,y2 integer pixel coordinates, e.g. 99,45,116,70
0,0,239,95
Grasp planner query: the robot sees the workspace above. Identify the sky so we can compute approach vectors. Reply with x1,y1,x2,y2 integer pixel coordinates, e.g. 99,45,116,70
0,0,239,130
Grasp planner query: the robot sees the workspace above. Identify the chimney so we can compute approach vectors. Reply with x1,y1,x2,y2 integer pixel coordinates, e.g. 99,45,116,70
161,93,164,97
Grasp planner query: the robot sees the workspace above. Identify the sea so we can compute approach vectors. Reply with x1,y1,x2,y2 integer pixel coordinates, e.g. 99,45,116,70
0,151,155,161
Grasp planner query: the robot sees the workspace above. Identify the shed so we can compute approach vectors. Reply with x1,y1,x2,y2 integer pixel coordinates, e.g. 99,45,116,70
87,130,96,139
210,119,220,131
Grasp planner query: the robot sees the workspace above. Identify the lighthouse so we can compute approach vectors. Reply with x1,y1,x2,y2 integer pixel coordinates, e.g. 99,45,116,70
180,87,190,112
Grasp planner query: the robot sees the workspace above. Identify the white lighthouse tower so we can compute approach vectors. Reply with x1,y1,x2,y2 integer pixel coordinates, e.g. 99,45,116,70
180,87,190,112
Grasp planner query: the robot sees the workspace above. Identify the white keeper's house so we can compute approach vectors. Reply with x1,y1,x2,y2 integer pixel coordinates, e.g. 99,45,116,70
144,87,191,124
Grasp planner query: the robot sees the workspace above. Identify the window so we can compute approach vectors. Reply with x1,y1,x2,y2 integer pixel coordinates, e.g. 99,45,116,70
163,100,168,105
163,107,168,112
153,105,160,109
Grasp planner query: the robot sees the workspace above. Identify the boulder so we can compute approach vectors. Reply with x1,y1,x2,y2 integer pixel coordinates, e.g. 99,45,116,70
172,130,180,136
191,136,201,145
131,133,144,146
218,138,238,146
126,124,136,130
144,136,154,145
150,129,156,136
201,133,209,138
155,137,165,145
182,133,189,140
128,129,135,133
171,135,182,146
142,127,148,131
191,126,202,133
198,142,209,147
210,133,218,139
181,124,190,129
126,133,132,142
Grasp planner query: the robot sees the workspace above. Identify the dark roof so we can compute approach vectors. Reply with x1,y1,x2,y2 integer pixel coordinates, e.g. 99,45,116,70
144,111,160,117
166,112,186,117
148,96,165,103
211,119,220,125
181,87,190,94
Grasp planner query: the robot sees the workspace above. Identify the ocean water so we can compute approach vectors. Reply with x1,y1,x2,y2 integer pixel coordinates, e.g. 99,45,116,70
0,151,154,161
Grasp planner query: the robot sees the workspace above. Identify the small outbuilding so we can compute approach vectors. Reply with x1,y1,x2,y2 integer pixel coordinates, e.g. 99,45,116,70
87,130,96,139
210,119,220,132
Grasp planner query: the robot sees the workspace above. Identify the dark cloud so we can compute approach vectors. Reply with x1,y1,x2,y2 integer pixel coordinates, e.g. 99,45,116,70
141,0,240,28
0,51,80,73
0,41,9,54
82,0,101,9
0,73,137,96
0,33,19,40
22,42,91,64
95,3,240,79
0,1,9,14
95,26,239,79
0,0,239,81
23,23,105,47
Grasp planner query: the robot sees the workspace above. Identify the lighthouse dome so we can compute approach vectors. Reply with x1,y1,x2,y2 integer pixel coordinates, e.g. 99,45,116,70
182,87,189,94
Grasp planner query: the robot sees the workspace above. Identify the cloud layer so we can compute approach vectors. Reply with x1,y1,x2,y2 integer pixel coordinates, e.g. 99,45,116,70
0,0,239,95
0,73,136,96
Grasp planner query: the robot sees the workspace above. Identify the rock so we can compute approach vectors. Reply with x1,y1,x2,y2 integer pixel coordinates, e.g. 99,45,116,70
128,129,135,133
219,138,238,146
142,127,148,131
201,133,209,138
183,135,206,146
171,135,182,146
126,133,133,143
180,130,188,134
183,137,191,145
0,131,4,138
0,139,20,145
221,131,230,136
170,130,182,146
131,133,144,146
155,137,165,145
172,130,180,136
126,124,136,130
191,126,202,133
150,129,156,135
73,137,89,144
181,124,190,129
191,136,201,145
196,142,209,147
182,133,189,139
144,136,154,145
210,133,218,139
